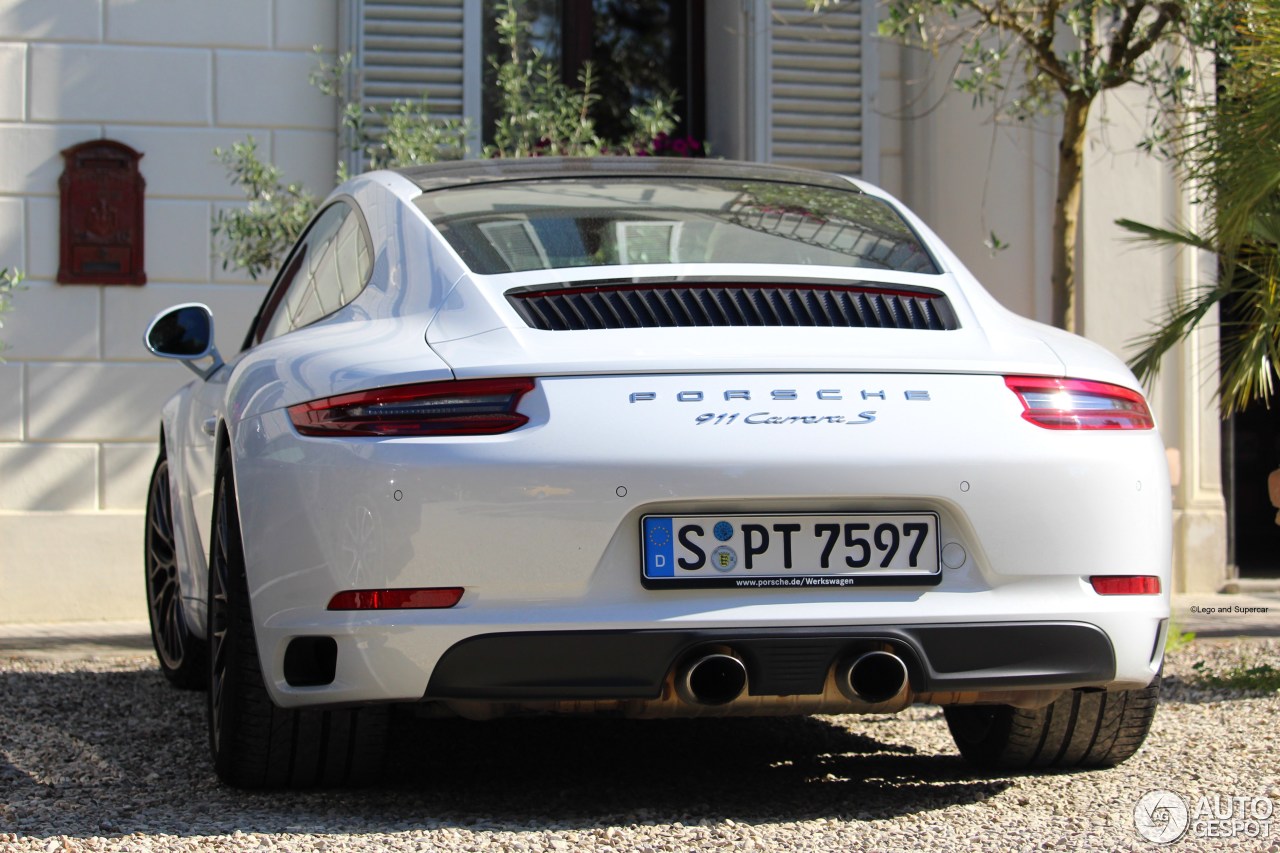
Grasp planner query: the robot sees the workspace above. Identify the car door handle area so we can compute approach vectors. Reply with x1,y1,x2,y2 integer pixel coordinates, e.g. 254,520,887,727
201,418,217,437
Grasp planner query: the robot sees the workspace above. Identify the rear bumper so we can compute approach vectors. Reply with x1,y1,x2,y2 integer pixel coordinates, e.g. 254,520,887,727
231,371,1171,710
425,621,1118,700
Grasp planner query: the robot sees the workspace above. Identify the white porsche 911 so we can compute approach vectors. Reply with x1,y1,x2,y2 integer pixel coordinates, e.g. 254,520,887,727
144,157,1170,788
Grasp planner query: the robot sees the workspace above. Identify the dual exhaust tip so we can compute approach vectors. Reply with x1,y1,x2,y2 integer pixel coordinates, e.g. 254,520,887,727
675,648,909,707
834,650,910,704
675,653,749,706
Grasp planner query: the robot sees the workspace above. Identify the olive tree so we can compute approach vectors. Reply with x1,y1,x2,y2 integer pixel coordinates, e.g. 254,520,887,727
817,0,1241,332
214,0,678,279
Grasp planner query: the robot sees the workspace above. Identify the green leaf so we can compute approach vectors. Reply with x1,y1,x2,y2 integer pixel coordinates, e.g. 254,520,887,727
217,0,687,274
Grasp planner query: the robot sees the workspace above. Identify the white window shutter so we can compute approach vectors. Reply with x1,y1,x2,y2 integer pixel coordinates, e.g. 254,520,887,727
356,0,468,119
768,0,865,175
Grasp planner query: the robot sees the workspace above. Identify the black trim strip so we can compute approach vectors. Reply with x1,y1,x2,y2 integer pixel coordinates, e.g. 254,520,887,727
425,622,1116,701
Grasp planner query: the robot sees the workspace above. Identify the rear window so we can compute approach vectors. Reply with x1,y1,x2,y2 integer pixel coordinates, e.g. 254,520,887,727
415,178,939,275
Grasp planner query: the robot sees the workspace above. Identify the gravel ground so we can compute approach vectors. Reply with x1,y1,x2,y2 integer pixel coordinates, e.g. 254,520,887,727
1,638,1277,852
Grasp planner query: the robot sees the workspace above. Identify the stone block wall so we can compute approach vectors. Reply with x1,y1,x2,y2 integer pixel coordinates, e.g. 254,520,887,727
0,0,339,621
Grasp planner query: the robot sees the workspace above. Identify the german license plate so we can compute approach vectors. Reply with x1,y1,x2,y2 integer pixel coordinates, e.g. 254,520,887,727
641,513,940,588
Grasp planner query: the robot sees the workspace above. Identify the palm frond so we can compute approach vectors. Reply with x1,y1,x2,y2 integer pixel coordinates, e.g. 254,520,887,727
1114,219,1215,252
1217,252,1280,413
1127,280,1233,389
1119,4,1280,414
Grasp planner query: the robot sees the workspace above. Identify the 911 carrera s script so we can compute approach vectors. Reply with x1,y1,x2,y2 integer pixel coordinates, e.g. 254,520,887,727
694,411,878,426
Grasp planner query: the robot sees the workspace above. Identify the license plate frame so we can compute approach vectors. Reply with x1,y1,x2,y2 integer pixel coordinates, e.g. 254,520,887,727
641,512,942,589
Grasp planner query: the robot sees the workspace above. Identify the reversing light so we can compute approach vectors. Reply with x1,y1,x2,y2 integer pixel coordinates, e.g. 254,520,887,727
1089,576,1161,595
327,588,465,610
289,377,534,437
1005,376,1154,430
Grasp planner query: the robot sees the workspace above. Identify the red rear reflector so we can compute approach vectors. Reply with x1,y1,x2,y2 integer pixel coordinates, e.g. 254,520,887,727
289,378,534,437
1089,576,1161,595
327,587,465,610
1005,376,1154,430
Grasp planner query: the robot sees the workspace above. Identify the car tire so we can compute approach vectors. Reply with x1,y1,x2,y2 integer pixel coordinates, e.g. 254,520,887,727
207,449,388,788
145,448,207,690
944,680,1160,770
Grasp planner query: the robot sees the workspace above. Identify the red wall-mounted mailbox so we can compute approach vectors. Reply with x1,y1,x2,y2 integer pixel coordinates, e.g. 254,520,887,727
58,140,147,286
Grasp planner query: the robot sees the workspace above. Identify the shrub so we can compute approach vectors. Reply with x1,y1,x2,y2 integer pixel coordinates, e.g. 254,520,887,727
0,266,24,357
214,0,684,278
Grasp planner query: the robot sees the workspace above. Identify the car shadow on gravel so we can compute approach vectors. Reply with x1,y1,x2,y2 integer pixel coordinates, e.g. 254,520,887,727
379,712,1011,822
1,665,1020,840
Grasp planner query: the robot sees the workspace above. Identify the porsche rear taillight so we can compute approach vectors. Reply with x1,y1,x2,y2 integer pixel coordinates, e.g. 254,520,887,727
1004,376,1154,430
288,378,534,437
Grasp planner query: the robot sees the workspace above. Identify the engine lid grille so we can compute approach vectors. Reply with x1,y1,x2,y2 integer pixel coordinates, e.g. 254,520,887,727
507,282,960,332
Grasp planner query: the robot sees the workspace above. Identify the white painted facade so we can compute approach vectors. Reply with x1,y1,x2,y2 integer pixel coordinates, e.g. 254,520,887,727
0,0,1226,623
877,43,1226,593
0,0,339,621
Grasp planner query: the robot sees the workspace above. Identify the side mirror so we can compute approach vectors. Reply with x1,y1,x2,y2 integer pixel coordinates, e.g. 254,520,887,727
144,303,224,378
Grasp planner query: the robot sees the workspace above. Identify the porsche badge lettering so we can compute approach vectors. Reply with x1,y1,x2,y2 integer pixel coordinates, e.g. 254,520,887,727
628,389,932,403
628,388,929,426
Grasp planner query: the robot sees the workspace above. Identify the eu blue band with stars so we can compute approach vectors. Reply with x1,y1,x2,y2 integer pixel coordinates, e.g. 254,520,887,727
644,517,674,577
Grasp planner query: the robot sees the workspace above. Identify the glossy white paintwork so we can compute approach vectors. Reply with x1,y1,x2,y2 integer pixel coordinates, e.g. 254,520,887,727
148,164,1172,711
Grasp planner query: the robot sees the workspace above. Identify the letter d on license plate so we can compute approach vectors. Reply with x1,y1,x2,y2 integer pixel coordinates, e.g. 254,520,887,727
641,512,941,589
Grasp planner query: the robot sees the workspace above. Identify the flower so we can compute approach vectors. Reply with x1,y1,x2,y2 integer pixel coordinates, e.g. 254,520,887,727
640,132,705,158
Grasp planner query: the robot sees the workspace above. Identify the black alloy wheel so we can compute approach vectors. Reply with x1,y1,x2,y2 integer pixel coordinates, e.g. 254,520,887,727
145,450,205,689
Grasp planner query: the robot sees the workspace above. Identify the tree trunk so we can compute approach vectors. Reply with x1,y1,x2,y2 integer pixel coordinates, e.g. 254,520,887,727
1052,94,1092,332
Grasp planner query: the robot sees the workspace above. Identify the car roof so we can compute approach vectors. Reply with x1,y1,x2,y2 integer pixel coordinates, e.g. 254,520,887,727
396,157,864,194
